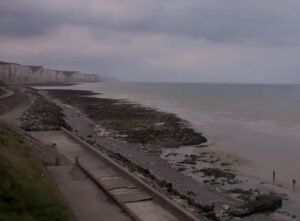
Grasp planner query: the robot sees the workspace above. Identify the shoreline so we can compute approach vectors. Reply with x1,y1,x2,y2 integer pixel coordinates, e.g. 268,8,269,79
83,83,300,207
42,89,208,148
0,83,292,220
23,87,296,220
1,82,298,219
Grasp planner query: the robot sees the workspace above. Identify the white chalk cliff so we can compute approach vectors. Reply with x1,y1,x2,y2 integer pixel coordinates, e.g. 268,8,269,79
0,61,101,84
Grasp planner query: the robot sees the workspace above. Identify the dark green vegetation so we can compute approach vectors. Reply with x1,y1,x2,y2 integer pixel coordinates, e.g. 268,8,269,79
0,122,70,221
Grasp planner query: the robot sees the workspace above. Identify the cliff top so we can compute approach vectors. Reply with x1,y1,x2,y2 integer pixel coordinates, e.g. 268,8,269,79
0,61,79,75
0,60,105,83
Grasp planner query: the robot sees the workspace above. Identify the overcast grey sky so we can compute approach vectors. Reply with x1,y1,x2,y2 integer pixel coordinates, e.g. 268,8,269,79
1,0,300,83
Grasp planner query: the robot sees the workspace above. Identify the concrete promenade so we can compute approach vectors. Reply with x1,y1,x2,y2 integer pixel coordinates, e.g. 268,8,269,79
30,130,186,221
30,130,133,221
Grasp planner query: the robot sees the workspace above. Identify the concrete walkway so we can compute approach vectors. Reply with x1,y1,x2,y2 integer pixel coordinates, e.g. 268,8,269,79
48,165,132,221
30,131,182,221
30,131,133,221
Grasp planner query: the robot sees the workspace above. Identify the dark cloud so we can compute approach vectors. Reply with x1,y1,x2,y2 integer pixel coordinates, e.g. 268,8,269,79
1,0,300,83
1,0,300,45
0,3,47,37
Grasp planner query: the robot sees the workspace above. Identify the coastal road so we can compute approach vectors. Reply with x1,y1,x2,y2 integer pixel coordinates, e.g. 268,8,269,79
29,130,195,221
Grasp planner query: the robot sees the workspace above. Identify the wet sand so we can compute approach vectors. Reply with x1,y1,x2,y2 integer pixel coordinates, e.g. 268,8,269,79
205,121,300,218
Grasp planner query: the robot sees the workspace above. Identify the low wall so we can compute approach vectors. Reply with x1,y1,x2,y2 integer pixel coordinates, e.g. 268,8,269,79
61,127,203,221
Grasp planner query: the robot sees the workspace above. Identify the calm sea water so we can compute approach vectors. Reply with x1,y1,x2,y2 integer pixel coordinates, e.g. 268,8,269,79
78,82,300,135
47,82,300,200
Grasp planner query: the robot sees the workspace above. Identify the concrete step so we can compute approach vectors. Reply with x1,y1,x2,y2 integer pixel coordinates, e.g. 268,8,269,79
100,177,136,190
110,188,152,203
29,130,198,221
126,200,179,221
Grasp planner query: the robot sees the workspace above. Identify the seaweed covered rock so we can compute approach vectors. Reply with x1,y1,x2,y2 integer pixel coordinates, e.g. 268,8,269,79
229,194,282,217
45,89,207,149
200,168,236,180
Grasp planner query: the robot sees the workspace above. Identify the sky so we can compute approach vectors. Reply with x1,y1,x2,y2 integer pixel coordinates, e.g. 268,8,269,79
1,0,300,83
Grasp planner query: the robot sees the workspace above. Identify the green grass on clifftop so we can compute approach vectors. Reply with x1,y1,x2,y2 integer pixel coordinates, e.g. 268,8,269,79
0,122,70,221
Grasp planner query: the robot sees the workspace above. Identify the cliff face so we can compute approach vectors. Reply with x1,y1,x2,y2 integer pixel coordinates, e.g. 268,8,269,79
0,61,101,84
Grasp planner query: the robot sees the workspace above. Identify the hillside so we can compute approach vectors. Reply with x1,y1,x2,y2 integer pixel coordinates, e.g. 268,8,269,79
0,122,70,221
0,61,101,84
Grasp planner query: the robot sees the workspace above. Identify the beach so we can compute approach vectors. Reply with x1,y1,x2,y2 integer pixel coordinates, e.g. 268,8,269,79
46,83,300,184
27,82,300,220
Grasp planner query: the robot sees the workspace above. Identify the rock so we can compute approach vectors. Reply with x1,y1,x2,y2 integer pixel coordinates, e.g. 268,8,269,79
229,194,282,217
200,168,236,180
227,188,254,201
220,162,231,166
158,180,173,193
222,204,230,210
20,96,71,131
187,190,195,196
46,89,208,149
177,167,187,172
179,154,198,165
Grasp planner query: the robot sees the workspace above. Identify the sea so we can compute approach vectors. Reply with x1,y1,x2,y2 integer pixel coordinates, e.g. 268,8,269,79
44,82,300,204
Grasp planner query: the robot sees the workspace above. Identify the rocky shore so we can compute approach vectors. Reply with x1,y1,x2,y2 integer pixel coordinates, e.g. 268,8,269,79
17,88,288,221
44,89,207,150
5,85,294,220
20,90,71,131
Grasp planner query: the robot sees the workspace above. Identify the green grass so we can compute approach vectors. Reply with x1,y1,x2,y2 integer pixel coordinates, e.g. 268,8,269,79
0,122,70,221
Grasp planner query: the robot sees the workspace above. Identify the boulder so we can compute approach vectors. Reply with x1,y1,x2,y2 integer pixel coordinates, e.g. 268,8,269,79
229,194,282,217
200,168,236,180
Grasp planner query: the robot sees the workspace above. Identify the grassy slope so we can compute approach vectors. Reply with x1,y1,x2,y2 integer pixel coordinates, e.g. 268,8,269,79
0,122,70,221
